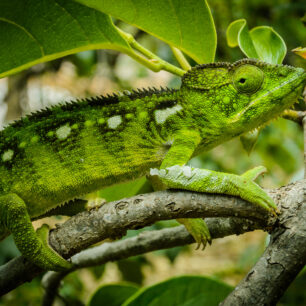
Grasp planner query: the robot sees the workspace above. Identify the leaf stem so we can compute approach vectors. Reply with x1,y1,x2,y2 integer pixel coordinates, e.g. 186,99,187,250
170,46,191,71
118,29,185,77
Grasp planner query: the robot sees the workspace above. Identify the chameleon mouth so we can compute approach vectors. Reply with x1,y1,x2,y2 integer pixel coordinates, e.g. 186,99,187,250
231,70,306,123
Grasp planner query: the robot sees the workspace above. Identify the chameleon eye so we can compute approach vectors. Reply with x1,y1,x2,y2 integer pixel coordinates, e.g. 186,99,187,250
233,64,264,94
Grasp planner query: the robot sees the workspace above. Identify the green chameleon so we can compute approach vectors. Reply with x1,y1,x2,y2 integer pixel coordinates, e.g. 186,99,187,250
0,59,305,271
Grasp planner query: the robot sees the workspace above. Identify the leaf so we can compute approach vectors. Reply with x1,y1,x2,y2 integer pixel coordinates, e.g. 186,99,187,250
88,283,139,306
249,26,287,64
98,177,152,202
0,0,131,78
240,130,259,155
226,19,286,64
226,19,246,48
123,275,233,306
117,257,149,285
292,47,306,59
74,0,216,64
88,264,105,280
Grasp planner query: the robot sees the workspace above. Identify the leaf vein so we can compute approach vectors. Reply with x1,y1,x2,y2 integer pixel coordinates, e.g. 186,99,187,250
0,17,45,56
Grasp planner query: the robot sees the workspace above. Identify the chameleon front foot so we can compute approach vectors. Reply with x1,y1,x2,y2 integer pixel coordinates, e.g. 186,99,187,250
239,166,279,214
150,164,278,217
177,218,211,250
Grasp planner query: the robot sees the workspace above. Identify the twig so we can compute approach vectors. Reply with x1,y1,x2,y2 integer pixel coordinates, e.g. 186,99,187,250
170,46,191,71
282,110,306,125
118,29,185,76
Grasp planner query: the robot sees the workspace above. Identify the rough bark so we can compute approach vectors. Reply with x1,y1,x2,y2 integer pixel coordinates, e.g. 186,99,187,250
49,189,273,258
221,180,305,305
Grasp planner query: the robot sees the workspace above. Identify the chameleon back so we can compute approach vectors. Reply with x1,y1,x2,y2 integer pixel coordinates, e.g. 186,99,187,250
0,89,182,217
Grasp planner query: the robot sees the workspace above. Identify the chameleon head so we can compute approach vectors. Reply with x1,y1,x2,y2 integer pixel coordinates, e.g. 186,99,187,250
181,59,305,138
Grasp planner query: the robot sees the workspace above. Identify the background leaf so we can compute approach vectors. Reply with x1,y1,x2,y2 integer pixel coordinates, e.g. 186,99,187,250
98,177,152,202
226,19,286,64
123,276,233,306
240,130,259,155
88,283,139,306
75,0,216,64
249,26,287,64
226,19,245,48
0,0,131,78
226,19,258,58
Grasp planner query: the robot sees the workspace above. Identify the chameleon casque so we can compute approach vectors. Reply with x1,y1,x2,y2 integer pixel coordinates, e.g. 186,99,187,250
0,59,305,271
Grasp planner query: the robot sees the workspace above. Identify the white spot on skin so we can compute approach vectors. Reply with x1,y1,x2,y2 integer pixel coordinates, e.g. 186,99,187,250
2,149,14,162
150,168,159,176
163,139,174,147
155,105,183,124
56,125,71,140
107,115,122,129
182,166,192,178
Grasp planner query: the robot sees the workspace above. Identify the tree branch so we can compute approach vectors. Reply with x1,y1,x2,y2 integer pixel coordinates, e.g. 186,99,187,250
41,217,264,306
49,189,274,258
221,180,305,305
0,188,277,296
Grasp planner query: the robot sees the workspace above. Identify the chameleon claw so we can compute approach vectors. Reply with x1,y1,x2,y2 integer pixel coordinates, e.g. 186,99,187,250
239,166,280,216
202,238,208,250
178,218,211,251
195,239,207,251
271,207,280,217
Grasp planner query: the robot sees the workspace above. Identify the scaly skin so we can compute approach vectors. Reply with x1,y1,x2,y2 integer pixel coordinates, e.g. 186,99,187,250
0,59,305,270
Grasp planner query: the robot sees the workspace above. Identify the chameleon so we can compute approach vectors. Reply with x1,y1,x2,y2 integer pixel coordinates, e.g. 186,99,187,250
0,59,305,271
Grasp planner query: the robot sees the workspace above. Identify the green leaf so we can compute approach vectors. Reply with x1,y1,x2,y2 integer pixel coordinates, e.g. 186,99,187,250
226,19,286,64
88,264,105,280
226,19,245,48
249,26,287,64
88,283,139,306
117,257,149,285
98,177,152,202
0,0,131,78
123,276,233,306
74,0,216,64
240,130,259,155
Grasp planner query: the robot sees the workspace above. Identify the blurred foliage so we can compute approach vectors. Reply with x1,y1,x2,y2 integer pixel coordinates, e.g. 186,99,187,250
122,276,233,306
0,0,305,305
0,277,43,306
88,283,139,306
279,268,306,306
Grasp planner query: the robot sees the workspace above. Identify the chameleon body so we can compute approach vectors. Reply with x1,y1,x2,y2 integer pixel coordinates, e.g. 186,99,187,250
0,59,305,270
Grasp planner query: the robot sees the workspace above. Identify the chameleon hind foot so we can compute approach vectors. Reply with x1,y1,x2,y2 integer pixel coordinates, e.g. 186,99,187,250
36,224,72,271
0,193,71,271
177,218,212,250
